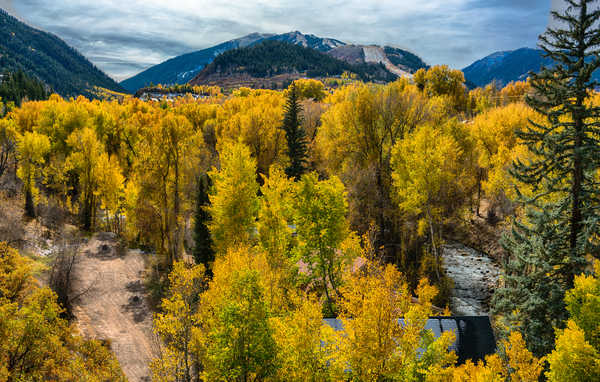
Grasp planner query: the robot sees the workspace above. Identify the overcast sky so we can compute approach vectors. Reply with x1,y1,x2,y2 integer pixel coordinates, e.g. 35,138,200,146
3,0,552,81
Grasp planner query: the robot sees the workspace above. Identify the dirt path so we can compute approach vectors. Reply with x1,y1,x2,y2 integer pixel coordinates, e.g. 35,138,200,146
71,233,156,382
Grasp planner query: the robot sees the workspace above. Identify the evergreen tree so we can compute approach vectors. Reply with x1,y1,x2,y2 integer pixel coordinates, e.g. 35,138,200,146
493,0,600,356
282,83,308,180
193,173,215,274
0,70,48,109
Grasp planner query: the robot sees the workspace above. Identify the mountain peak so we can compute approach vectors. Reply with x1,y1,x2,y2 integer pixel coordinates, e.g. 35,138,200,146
463,47,551,88
119,31,427,92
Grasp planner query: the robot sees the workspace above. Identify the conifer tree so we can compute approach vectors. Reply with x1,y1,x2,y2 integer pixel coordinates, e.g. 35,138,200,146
282,83,308,180
193,173,215,274
493,0,600,356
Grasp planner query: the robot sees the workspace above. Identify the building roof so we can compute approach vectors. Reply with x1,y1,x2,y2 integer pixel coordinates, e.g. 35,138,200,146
323,316,496,364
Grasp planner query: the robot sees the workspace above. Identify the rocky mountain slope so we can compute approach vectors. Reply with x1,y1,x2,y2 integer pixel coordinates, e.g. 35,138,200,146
0,8,125,97
122,31,427,91
329,44,427,77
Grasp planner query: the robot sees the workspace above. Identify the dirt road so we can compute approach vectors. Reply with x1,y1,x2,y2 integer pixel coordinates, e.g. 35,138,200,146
71,233,156,382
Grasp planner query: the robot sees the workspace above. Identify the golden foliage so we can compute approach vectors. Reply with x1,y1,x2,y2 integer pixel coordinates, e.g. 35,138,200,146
0,243,126,381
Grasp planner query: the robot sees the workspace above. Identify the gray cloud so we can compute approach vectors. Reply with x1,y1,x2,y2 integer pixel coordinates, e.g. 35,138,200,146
9,0,551,81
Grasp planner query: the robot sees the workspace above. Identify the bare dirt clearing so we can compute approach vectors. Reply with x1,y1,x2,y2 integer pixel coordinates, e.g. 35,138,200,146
71,233,156,382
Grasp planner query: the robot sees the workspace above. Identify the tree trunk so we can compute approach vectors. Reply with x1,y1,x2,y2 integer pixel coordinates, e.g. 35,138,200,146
173,157,181,262
426,207,441,281
569,111,583,288
24,186,35,218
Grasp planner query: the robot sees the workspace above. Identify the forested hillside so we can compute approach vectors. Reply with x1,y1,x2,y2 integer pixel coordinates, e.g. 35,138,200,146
190,40,396,88
0,70,48,111
119,33,273,92
122,31,425,92
0,9,125,97
463,47,600,88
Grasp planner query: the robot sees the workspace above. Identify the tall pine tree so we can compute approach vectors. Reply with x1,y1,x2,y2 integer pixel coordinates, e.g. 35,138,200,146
282,82,308,180
493,0,600,356
193,173,215,275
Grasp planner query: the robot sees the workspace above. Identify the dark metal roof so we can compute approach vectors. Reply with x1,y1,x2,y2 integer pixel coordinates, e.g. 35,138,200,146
323,316,496,364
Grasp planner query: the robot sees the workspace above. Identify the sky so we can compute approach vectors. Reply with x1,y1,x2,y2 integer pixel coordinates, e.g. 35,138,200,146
2,0,553,81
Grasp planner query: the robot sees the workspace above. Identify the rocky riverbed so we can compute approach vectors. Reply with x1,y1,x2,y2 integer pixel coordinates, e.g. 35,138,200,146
442,243,501,316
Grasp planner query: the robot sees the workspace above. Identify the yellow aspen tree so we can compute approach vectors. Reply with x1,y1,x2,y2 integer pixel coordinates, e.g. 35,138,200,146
0,119,18,180
546,320,600,382
208,140,259,254
501,331,545,382
66,127,104,230
16,131,51,217
289,78,327,101
470,103,540,208
257,165,295,267
0,243,125,381
152,261,206,382
294,172,353,317
133,113,205,266
271,293,335,381
215,91,286,175
413,65,468,113
203,268,278,381
0,242,35,302
564,262,600,350
257,165,297,312
332,259,456,381
391,124,463,279
95,153,125,233
443,355,505,382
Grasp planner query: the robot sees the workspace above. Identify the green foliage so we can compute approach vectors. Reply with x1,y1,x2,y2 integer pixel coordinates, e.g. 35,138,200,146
204,269,278,381
201,40,397,82
208,140,259,254
0,70,48,110
193,173,215,273
546,320,600,382
294,172,354,317
0,9,125,97
564,262,600,351
283,83,309,180
493,210,570,356
493,0,600,356
0,243,126,381
383,46,429,73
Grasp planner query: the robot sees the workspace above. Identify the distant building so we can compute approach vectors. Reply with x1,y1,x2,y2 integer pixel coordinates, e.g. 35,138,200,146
324,316,496,365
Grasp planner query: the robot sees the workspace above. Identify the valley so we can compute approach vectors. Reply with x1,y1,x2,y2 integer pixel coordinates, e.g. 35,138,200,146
1,2,599,381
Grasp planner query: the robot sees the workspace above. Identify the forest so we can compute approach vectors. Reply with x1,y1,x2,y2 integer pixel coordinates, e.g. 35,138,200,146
1,2,600,381
199,40,396,82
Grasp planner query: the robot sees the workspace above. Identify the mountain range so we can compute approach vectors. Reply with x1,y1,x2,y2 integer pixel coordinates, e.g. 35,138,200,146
0,8,125,97
121,31,428,92
462,48,552,88
2,7,589,97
